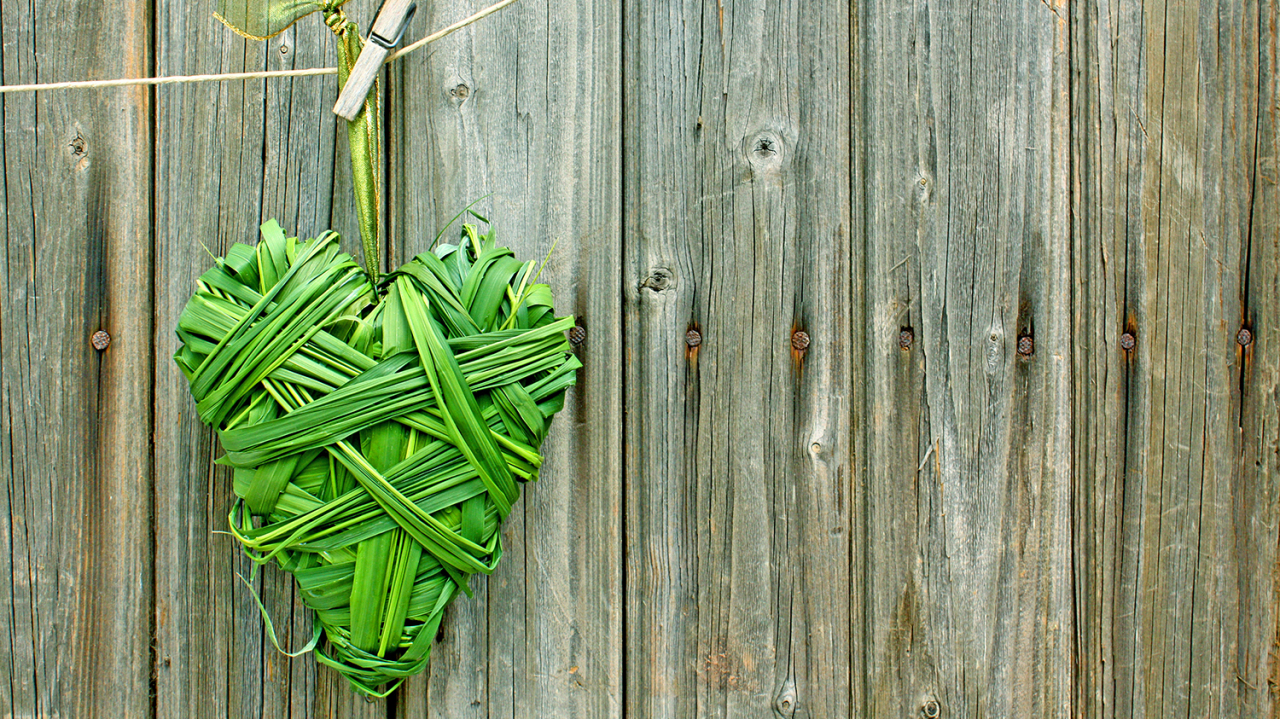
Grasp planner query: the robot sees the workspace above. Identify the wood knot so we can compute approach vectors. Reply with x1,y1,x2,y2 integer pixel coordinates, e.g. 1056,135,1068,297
746,131,784,171
743,126,794,178
922,699,941,717
774,676,798,717
640,267,673,292
67,128,90,171
914,171,934,204
986,328,1005,372
451,83,470,101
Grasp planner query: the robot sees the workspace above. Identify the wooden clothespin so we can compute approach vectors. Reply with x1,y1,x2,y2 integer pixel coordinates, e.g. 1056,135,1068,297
332,0,417,120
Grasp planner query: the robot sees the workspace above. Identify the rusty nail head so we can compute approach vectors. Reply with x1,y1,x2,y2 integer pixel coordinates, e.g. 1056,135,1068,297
899,328,914,350
569,325,587,347
1017,335,1034,356
791,330,810,351
685,329,702,348
91,330,111,351
1120,332,1136,350
1237,328,1253,347
923,699,941,718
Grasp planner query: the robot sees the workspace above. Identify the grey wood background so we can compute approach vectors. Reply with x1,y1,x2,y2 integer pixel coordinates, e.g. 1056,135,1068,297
0,0,1276,716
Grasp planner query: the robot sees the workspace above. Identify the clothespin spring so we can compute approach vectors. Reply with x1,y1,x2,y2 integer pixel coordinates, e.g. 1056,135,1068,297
368,0,417,49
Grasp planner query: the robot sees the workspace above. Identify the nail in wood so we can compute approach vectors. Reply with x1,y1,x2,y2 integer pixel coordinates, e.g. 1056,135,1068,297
1017,335,1034,356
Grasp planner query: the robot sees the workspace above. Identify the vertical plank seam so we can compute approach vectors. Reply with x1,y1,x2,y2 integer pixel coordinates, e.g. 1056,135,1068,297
383,37,394,719
19,9,43,713
1065,1,1080,715
255,39,270,718
1120,12,1136,713
617,0,628,711
0,6,18,711
1237,5,1263,423
148,0,160,706
383,58,393,279
848,0,861,712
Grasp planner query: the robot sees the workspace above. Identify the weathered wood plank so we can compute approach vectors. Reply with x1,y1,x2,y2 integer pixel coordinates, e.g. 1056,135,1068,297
1072,0,1280,715
1068,0,1132,714
8,0,1280,716
151,8,378,717
857,0,1072,716
0,0,154,714
624,0,852,716
388,0,621,717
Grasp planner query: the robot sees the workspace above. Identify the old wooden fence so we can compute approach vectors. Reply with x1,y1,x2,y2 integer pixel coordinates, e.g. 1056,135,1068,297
2,0,1278,716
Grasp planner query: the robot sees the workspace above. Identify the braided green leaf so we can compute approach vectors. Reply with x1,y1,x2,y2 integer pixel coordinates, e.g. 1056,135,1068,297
176,219,579,697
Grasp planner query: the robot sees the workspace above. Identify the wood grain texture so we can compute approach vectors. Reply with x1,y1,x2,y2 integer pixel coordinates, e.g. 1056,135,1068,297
623,0,852,717
1069,0,1129,715
856,0,1072,717
5,0,1280,716
388,0,621,717
1072,0,1280,715
0,0,154,714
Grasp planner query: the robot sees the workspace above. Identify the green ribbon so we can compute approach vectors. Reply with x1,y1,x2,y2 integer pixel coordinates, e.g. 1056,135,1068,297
327,7,383,286
214,0,329,41
217,0,383,286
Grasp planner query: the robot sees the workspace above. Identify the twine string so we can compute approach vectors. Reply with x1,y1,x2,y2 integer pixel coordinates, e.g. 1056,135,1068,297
0,0,520,95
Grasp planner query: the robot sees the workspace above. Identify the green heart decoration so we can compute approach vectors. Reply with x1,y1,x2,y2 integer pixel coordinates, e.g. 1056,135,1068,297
183,0,578,697
174,218,579,696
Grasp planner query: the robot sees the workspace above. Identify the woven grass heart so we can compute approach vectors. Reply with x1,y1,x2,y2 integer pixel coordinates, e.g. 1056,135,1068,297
174,218,579,697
